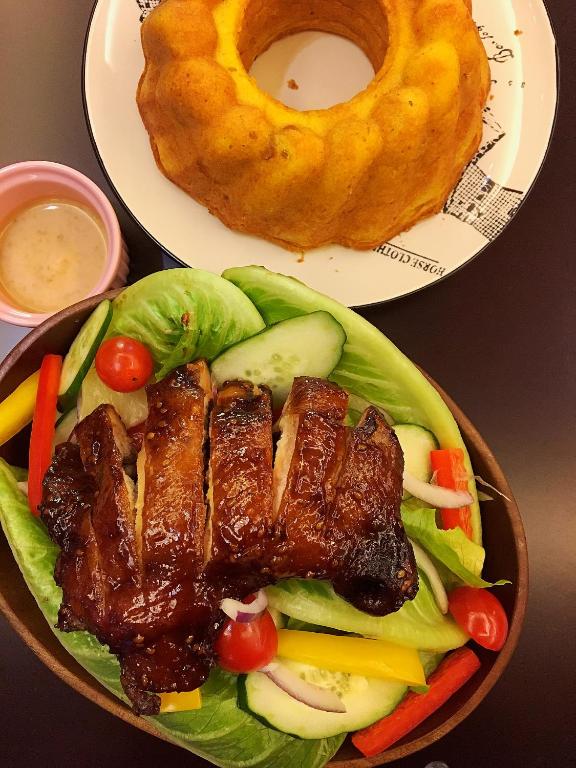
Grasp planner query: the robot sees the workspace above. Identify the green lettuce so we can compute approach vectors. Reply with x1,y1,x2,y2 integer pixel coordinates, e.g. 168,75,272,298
401,503,508,588
0,266,490,765
107,269,265,369
0,460,343,768
266,577,468,653
223,266,481,545
411,651,446,693
78,268,266,428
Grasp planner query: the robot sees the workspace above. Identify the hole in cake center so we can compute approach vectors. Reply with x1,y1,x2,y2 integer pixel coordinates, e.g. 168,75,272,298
249,32,375,111
238,0,388,111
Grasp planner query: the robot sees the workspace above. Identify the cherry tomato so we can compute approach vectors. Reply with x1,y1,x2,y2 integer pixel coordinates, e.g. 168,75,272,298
95,336,154,393
215,610,278,673
448,587,509,651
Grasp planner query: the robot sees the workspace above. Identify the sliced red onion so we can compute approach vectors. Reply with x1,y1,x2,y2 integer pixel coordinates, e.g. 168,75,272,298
409,539,448,614
264,662,346,713
220,589,268,623
403,471,473,508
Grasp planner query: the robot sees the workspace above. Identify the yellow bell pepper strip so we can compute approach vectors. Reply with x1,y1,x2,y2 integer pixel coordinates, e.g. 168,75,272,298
159,689,202,713
276,630,425,687
0,370,40,447
28,355,62,515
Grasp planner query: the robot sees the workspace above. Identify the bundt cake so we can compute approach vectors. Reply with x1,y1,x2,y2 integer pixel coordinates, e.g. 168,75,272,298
137,0,490,252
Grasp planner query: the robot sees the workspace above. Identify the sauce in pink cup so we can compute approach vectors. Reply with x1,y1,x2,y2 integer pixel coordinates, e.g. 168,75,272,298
0,161,128,327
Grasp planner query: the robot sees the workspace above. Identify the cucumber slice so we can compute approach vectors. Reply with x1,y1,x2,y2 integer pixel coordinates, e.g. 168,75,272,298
53,408,78,448
57,300,113,412
393,423,439,479
241,660,406,739
210,311,346,407
393,424,438,499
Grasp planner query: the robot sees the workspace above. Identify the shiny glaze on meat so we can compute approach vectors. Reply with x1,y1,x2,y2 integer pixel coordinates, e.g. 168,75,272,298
40,367,417,713
272,379,416,613
75,405,139,594
207,381,274,591
42,443,104,633
327,407,417,614
272,377,348,575
41,363,219,714
140,363,211,578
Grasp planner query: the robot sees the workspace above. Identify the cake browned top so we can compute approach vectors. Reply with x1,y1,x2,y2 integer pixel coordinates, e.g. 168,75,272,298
137,0,490,250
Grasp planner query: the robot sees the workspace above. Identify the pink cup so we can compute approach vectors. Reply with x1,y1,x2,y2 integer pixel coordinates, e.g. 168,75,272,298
0,161,129,327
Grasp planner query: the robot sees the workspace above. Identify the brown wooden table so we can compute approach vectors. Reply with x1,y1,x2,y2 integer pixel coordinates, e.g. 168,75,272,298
0,2,574,766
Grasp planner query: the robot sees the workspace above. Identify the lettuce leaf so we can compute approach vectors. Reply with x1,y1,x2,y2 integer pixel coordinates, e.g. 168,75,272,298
78,268,267,429
223,266,481,544
107,269,265,369
0,460,343,768
401,504,509,588
411,651,446,693
266,577,468,653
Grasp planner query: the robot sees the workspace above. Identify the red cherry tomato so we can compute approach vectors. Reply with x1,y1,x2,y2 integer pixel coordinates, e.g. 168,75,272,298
215,610,278,673
95,336,154,393
448,587,509,651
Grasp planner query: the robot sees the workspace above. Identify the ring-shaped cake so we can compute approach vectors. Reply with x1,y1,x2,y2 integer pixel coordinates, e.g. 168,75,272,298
137,0,490,252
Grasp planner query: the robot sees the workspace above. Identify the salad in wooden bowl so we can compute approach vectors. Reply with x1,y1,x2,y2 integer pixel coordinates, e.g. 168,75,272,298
0,267,527,766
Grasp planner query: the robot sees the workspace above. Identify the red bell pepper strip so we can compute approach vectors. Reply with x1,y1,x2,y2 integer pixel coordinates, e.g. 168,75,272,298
430,448,473,540
352,647,481,757
28,354,62,515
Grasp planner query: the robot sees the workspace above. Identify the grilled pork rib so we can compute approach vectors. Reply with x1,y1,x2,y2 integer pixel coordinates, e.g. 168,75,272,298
326,407,417,614
207,381,274,590
272,379,416,613
42,363,218,714
120,362,215,713
40,367,417,713
272,377,349,576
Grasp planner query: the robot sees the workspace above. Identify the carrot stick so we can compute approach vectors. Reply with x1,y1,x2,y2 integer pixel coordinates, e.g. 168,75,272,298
430,448,474,540
352,647,481,757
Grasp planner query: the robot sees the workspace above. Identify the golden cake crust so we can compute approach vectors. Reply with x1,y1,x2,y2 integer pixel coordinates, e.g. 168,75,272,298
137,0,490,251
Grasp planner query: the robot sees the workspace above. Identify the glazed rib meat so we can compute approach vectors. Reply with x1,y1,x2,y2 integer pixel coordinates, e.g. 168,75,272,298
41,362,218,714
326,407,418,614
272,377,348,576
139,362,211,581
272,378,417,613
42,442,104,634
40,366,418,713
207,381,274,590
119,362,215,713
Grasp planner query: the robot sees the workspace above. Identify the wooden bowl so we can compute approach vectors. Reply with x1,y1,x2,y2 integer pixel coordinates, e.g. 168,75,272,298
0,292,528,766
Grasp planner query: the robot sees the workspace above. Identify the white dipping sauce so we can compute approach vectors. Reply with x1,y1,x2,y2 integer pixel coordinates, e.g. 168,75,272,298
0,199,107,313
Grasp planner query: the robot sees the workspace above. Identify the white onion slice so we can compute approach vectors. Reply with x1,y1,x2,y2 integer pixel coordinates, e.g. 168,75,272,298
347,393,394,425
474,475,511,502
403,471,473,508
259,661,279,673
220,589,268,623
264,662,347,713
409,539,448,614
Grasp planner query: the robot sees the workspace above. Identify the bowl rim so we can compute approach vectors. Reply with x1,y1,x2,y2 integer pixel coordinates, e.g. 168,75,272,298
0,160,123,327
0,290,528,766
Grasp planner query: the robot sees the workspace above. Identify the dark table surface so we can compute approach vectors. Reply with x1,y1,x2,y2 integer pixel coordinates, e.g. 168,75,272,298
0,2,574,766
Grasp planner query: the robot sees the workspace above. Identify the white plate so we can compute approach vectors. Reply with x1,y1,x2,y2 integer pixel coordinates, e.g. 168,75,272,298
84,0,557,307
